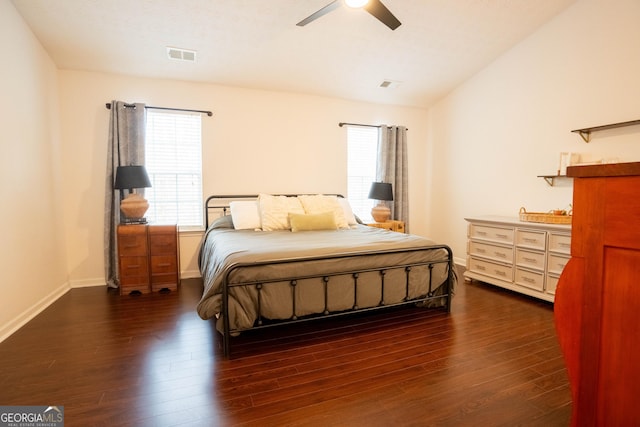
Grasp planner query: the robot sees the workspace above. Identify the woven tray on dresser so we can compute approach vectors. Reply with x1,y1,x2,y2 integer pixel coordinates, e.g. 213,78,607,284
519,207,572,224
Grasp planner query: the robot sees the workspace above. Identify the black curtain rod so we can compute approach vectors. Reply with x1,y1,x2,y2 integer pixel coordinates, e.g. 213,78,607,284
105,102,212,117
338,122,408,131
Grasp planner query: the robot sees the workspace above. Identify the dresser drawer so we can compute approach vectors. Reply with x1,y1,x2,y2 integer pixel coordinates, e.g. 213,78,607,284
547,253,570,275
546,274,559,295
515,268,545,291
468,257,513,282
469,241,513,263
469,224,514,244
516,229,546,250
549,233,571,254
515,248,545,271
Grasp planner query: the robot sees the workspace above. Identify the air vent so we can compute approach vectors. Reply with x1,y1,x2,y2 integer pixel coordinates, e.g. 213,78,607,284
379,79,401,89
166,47,197,62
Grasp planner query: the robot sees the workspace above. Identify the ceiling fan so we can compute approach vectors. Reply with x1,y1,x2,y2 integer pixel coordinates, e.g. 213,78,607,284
297,0,401,31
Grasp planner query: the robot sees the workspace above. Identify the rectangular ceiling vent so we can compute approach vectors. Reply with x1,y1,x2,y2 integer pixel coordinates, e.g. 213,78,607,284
379,79,401,89
167,47,197,62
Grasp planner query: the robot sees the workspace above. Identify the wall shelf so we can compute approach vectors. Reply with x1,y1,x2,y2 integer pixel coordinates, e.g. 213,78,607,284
538,175,572,186
572,119,640,143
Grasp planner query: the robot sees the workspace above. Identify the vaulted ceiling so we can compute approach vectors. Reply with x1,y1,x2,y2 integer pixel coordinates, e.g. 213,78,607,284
11,0,576,108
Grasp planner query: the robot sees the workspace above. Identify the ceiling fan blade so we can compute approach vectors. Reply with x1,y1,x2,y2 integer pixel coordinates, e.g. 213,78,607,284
296,1,341,27
364,0,401,30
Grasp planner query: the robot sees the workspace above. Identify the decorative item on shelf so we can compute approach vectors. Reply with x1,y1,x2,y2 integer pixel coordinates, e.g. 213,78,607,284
558,152,579,175
368,181,393,222
114,165,152,224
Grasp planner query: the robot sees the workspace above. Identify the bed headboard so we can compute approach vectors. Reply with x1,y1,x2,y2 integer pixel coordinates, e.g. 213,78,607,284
204,194,344,229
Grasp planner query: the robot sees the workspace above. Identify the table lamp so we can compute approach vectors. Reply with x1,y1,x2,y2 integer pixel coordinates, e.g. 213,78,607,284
114,165,152,223
368,181,393,222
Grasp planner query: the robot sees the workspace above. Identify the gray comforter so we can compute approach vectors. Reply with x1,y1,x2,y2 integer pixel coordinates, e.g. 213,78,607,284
197,218,453,332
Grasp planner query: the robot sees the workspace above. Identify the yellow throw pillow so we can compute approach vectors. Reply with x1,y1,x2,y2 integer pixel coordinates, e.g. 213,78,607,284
289,211,338,232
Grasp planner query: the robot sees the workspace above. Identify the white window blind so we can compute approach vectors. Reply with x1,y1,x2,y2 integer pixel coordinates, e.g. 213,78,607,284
145,110,203,228
347,126,379,222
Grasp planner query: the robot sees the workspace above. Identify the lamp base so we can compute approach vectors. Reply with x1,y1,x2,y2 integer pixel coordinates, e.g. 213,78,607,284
120,193,149,221
121,217,148,225
371,203,391,222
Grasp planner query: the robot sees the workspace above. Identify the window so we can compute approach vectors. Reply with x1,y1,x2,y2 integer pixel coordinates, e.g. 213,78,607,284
346,126,379,222
145,110,203,228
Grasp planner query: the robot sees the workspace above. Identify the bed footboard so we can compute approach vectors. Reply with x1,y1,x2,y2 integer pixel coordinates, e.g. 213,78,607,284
220,245,455,358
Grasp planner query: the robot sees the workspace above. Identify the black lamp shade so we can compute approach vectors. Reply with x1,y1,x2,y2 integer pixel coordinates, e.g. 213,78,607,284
114,165,152,190
368,182,393,201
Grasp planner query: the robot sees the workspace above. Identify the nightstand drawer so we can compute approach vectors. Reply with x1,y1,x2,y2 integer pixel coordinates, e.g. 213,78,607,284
149,234,177,255
119,256,149,277
150,256,177,274
151,273,178,286
118,231,148,256
120,274,150,287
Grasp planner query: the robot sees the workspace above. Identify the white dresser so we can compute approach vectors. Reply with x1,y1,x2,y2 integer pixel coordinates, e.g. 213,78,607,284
464,216,571,302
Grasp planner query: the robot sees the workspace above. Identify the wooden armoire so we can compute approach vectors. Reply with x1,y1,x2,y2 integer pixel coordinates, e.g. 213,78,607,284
555,162,640,426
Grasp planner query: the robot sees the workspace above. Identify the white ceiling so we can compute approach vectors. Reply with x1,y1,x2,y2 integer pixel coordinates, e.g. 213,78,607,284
11,0,576,108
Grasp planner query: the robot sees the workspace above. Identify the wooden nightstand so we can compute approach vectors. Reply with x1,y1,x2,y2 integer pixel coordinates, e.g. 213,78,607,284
366,220,405,233
117,224,180,295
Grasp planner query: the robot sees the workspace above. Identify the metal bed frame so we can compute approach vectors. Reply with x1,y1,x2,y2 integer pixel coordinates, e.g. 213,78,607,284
203,195,455,358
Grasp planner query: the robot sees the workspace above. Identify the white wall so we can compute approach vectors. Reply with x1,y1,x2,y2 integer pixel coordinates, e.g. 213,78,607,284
427,0,640,264
0,1,68,341
57,71,431,283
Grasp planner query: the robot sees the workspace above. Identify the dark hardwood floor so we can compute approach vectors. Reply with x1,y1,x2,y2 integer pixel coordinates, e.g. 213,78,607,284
0,270,571,426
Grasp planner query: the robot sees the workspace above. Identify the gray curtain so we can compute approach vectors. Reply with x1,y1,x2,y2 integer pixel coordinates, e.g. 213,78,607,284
104,101,146,288
377,125,409,230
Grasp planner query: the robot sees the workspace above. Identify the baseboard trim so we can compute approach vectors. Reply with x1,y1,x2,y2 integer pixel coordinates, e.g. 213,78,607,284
69,278,107,288
0,282,70,344
180,269,201,280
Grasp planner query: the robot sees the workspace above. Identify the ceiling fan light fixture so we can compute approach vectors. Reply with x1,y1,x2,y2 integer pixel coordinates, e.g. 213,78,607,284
344,0,369,9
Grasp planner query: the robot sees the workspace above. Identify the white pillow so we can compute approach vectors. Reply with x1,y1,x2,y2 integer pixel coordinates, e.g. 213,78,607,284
230,201,262,230
298,194,349,229
337,198,358,225
258,194,305,231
